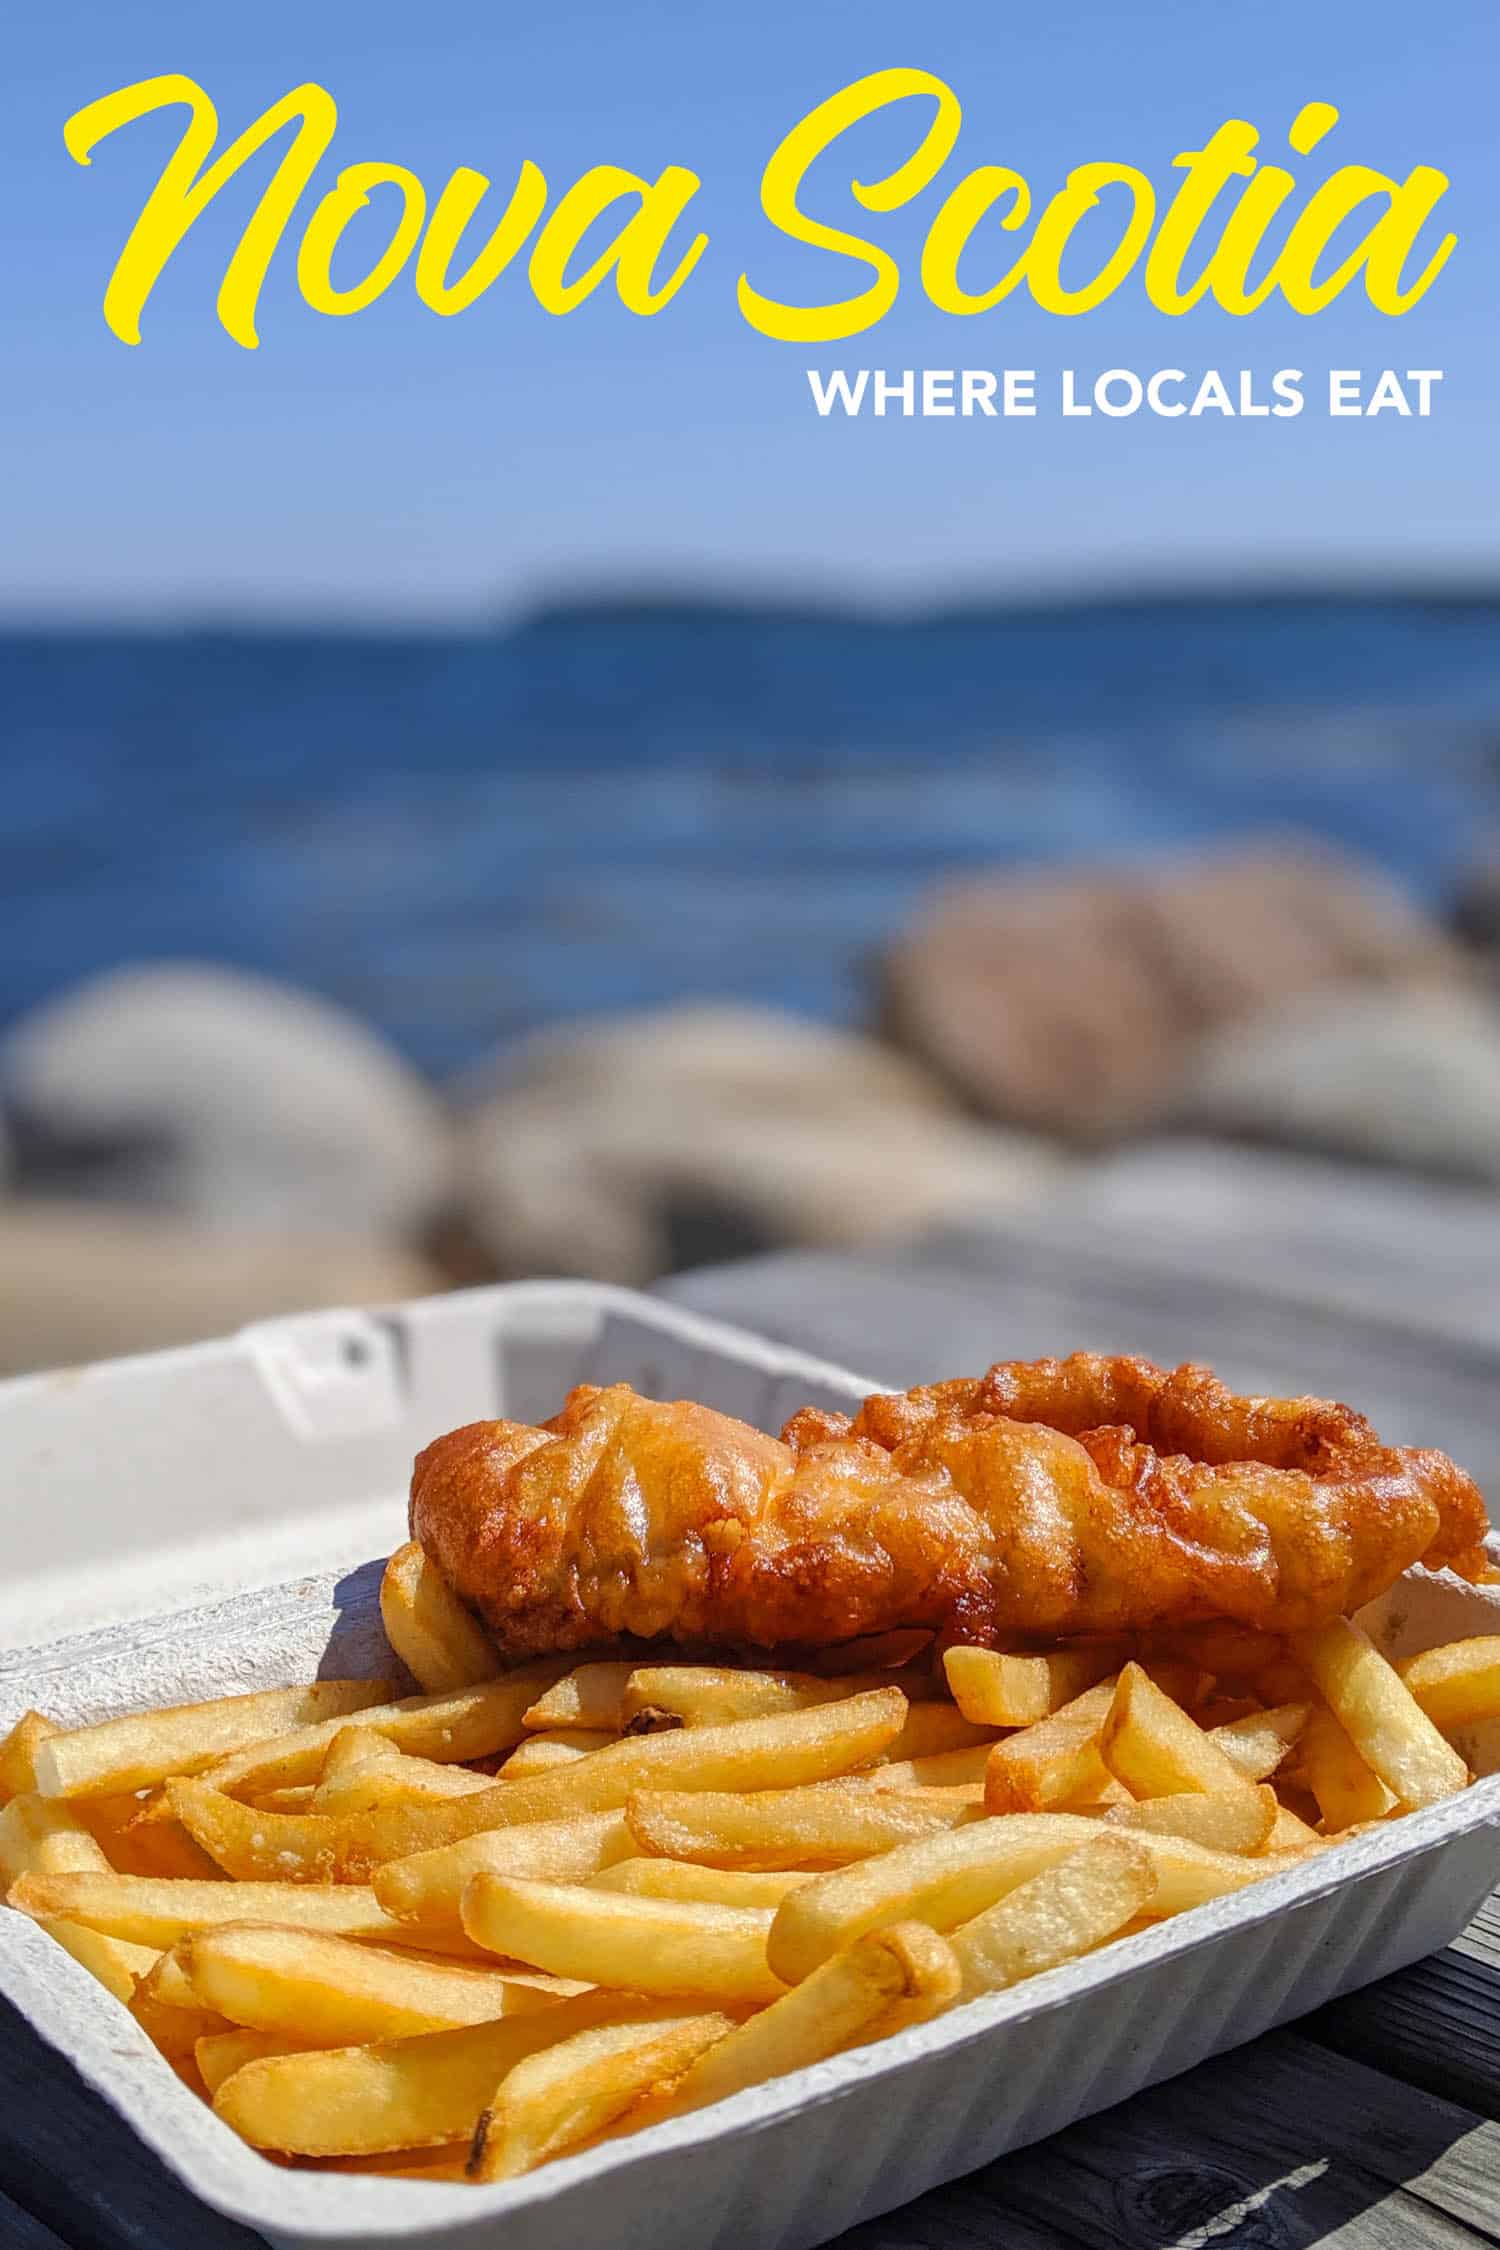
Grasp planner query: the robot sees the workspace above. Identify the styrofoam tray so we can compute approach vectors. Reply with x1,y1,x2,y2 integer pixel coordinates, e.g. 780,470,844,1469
1,1281,1498,2250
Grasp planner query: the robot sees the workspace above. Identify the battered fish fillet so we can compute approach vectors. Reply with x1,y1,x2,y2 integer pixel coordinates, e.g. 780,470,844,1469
409,1356,1492,1658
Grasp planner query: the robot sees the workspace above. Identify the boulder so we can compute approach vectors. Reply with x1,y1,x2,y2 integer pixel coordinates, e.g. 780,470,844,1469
457,1003,1065,1283
0,1202,440,1376
878,843,1465,1143
0,965,451,1239
1171,985,1500,1179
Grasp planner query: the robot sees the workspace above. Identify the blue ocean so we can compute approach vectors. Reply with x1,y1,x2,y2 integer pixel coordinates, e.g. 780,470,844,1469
4,595,1500,1076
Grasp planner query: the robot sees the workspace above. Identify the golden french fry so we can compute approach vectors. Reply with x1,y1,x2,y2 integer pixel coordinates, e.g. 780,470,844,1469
1130,1833,1307,1912
503,1732,617,1779
75,1793,225,1882
590,1859,812,1908
313,1726,398,1805
178,1690,910,1882
7,1870,466,1951
523,1664,638,1734
949,1833,1156,1998
983,1681,1117,1812
1104,1785,1278,1855
660,1923,959,2121
249,1787,317,1813
196,2027,313,2096
864,1750,990,1792
1299,1705,1394,1829
462,1874,786,2005
373,1813,633,1933
379,1542,500,1694
213,1990,641,2154
944,1643,1124,1726
185,1924,566,2043
469,2011,733,2180
619,1666,930,1731
0,1790,114,1882
200,1664,570,1799
29,1682,398,1801
1100,1663,1267,1806
625,1783,977,1871
130,1949,232,2058
879,1705,995,1763
42,1920,161,2003
1268,1802,1325,1851
0,1711,60,1801
1292,1620,1468,1810
1206,1703,1310,1782
1397,1638,1500,1732
767,1813,1104,1982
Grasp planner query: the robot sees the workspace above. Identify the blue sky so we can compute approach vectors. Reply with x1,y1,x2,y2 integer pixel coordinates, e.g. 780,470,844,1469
4,0,1496,620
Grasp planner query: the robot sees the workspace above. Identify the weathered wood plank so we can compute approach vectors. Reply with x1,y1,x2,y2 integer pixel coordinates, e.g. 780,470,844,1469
952,2029,1500,2250
0,1998,266,2250
0,2186,73,2250
1309,1942,1500,2120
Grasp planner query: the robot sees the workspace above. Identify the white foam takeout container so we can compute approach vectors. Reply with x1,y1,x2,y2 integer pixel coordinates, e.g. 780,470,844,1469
0,1280,1498,2250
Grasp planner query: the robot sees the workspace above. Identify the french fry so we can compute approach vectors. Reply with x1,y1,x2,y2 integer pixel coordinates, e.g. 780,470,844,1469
29,1681,398,1801
213,1990,643,2154
1397,1638,1500,1732
8,1870,464,1950
1104,1785,1278,1855
1298,1705,1394,1829
659,1923,960,2121
44,1921,161,2003
0,1790,115,1882
619,1667,930,1731
185,1924,566,2043
130,1950,233,2058
590,1859,812,1908
1292,1620,1468,1809
625,1783,977,1871
312,1726,399,1809
78,1793,225,1881
463,1874,786,2004
879,1705,995,1763
379,1542,500,1694
468,2012,734,2180
864,1750,991,1792
1129,1833,1308,1912
503,1732,617,1779
1100,1663,1268,1806
1206,1703,1310,1782
196,2027,313,2096
199,1665,571,1799
983,1680,1117,1812
524,1664,639,1734
767,1813,1103,1981
373,1814,634,1932
949,1833,1156,1998
945,1643,1124,1726
1268,1802,1325,1851
0,1711,60,1800
176,1690,910,1881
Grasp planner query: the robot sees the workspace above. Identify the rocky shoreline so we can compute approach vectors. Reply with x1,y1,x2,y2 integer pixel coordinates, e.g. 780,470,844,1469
4,837,1500,1375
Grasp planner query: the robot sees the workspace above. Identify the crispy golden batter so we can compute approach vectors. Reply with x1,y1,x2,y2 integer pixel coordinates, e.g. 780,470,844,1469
410,1358,1491,1659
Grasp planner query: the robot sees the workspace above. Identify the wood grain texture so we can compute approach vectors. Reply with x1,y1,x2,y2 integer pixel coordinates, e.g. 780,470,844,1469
0,2187,73,2250
0,1997,266,2250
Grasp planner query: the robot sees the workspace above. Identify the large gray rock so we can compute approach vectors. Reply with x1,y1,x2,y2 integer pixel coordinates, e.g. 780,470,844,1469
1171,985,1500,1179
879,844,1464,1143
0,1202,439,1376
457,1004,1065,1283
1,966,451,1238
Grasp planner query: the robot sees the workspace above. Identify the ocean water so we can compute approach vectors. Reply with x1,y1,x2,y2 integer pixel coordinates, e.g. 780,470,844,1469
4,595,1500,1076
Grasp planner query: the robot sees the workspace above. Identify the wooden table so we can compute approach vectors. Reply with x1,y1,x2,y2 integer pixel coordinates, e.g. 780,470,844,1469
6,1183,1500,2247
